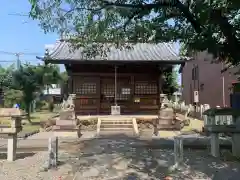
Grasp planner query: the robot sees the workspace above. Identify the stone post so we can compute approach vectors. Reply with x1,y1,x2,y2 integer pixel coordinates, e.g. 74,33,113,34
7,116,21,161
7,134,17,161
210,133,220,157
174,136,183,167
232,133,240,157
48,137,58,168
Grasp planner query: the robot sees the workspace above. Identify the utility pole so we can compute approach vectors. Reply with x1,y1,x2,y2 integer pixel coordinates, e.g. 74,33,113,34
0,51,41,69
15,53,22,69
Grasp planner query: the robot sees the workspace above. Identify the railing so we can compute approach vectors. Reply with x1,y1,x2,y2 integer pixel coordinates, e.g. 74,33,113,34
170,101,235,126
170,101,211,120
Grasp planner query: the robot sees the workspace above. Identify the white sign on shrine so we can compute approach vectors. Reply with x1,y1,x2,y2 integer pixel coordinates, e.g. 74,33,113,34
194,90,199,103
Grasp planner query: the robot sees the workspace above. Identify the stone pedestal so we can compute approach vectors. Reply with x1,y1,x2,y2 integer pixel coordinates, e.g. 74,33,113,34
54,111,76,131
54,94,78,132
59,110,75,120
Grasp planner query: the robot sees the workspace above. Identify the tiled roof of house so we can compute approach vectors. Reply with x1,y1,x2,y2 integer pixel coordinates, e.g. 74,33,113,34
44,41,185,62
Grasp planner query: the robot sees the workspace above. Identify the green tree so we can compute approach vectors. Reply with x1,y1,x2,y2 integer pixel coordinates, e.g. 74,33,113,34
60,71,69,84
162,69,179,96
0,64,15,88
0,64,22,107
4,90,23,108
10,64,62,122
28,0,240,66
11,64,44,122
38,64,62,93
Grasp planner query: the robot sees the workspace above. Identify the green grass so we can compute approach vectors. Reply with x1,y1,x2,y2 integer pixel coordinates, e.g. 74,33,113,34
23,111,57,133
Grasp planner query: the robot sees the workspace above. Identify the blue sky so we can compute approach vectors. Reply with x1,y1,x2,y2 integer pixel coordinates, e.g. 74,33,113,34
0,0,58,68
0,0,181,84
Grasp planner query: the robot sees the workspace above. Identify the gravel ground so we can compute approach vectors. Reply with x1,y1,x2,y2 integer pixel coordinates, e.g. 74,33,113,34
0,134,239,180
61,134,240,180
0,151,73,180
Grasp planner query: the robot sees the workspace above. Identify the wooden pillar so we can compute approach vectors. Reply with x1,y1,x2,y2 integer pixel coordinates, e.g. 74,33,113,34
67,74,74,94
131,75,135,113
97,76,101,114
65,66,73,95
158,69,164,108
70,66,73,94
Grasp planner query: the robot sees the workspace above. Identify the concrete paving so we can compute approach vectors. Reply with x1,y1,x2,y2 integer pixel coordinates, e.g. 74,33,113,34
0,131,97,152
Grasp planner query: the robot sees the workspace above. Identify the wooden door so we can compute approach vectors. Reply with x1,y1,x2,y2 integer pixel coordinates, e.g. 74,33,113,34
116,77,132,114
100,77,132,114
100,78,115,114
133,75,159,114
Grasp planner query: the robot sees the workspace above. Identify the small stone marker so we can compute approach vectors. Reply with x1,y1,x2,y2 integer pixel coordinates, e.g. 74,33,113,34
48,137,58,168
174,136,183,167
210,133,219,157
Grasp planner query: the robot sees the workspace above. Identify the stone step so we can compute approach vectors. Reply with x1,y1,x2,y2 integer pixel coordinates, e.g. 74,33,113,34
100,127,133,131
101,119,132,123
100,121,132,125
98,131,136,136
100,124,133,128
99,117,132,120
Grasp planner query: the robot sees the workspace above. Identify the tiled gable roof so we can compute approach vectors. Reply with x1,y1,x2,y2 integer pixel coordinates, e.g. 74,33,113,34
45,41,184,62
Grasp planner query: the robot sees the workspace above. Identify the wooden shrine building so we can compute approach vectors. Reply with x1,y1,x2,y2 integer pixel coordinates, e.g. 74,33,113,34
42,41,186,115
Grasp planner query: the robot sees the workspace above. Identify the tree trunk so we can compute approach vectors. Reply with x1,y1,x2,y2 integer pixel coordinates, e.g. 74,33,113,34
26,104,32,124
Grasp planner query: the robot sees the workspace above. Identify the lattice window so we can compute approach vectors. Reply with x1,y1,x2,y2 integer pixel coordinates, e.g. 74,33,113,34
117,88,131,100
102,84,115,97
75,83,97,95
121,88,131,95
135,82,157,94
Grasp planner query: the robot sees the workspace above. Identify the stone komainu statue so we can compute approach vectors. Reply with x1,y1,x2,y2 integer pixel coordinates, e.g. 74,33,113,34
61,94,75,111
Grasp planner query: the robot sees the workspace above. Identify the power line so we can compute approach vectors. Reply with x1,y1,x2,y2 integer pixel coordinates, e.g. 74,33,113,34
0,60,41,62
8,13,28,17
0,51,43,69
0,51,41,56
7,13,31,24
0,60,15,62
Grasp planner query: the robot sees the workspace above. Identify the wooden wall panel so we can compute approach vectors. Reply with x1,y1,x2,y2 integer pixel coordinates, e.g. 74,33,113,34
70,64,163,115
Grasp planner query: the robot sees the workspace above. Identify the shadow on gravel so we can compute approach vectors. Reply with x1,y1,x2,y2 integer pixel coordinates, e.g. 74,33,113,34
0,152,35,160
59,133,240,180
